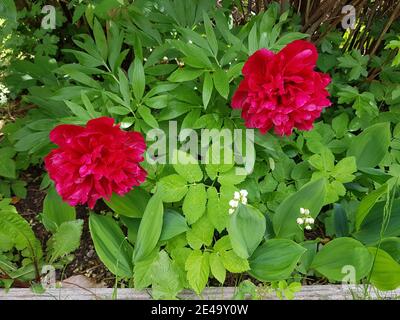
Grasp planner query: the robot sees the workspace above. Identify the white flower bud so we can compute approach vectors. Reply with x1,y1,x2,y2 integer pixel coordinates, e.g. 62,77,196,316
305,209,310,215
188,40,193,44
300,208,306,215
240,190,248,197
162,56,168,61
296,218,304,225
229,200,239,208
233,191,240,200
228,208,235,215
305,225,312,230
307,218,315,224
241,197,247,205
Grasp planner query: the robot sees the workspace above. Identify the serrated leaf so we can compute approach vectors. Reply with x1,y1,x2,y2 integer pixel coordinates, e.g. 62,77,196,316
47,220,83,263
183,184,207,225
185,250,210,295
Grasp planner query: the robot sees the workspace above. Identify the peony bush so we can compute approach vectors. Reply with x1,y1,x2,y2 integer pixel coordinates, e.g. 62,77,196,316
1,0,400,299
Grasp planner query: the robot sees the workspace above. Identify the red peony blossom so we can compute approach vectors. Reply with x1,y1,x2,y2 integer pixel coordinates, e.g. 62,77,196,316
232,40,331,136
44,117,147,208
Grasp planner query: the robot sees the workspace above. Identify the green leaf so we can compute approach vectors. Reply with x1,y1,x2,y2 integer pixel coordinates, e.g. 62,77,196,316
355,184,387,231
273,179,326,239
337,50,369,80
105,187,150,218
47,220,83,263
41,186,76,233
227,204,266,259
172,150,203,183
157,174,188,203
134,192,164,262
332,203,349,237
380,237,400,263
209,253,226,284
203,12,218,56
160,209,189,241
89,213,133,278
131,58,145,101
186,215,214,250
347,122,391,169
213,68,229,99
207,186,228,232
311,237,373,282
151,250,183,299
137,105,158,128
368,247,400,291
202,72,213,109
353,199,400,245
185,250,210,295
182,184,207,225
133,250,158,289
249,239,306,281
0,154,16,179
248,24,258,55
93,19,108,60
273,32,309,49
0,200,42,260
168,68,204,82
214,236,250,273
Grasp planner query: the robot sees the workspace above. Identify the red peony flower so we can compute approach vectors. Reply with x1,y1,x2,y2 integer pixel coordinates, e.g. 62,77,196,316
232,40,331,136
44,117,147,208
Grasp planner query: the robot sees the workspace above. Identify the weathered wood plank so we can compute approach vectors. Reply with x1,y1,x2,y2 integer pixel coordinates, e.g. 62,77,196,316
0,285,399,300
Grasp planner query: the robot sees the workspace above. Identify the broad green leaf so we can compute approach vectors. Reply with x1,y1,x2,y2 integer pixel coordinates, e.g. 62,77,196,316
137,105,158,128
0,155,16,179
355,184,387,231
207,186,228,232
213,68,229,99
209,253,226,284
41,186,76,233
249,239,306,281
380,237,400,263
368,247,400,291
160,209,189,241
172,150,203,183
47,220,83,263
89,214,133,277
134,192,164,262
227,204,266,259
332,203,349,237
311,237,373,282
353,199,400,245
157,174,188,203
273,32,309,49
186,215,214,250
185,250,210,295
347,122,391,169
168,68,204,82
182,184,207,225
131,58,145,101
273,179,326,239
105,187,150,218
213,236,250,273
133,250,158,289
151,250,183,299
0,199,42,260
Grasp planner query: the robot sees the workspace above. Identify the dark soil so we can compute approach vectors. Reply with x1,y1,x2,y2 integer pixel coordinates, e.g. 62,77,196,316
14,166,114,287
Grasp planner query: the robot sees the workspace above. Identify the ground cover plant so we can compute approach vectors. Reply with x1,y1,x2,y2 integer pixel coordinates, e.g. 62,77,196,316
1,0,400,299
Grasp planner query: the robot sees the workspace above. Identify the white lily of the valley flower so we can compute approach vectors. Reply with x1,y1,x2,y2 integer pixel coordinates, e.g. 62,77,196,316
239,189,248,197
305,225,312,230
296,218,304,225
233,191,240,200
306,217,315,224
241,197,247,205
229,200,239,208
228,208,235,215
300,207,306,215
